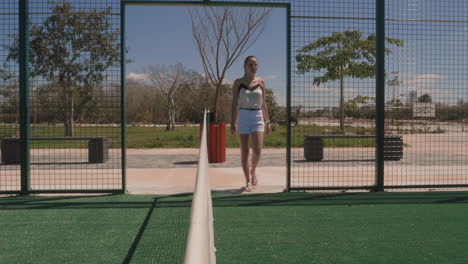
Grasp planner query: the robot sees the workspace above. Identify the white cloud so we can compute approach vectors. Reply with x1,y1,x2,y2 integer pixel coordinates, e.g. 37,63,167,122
305,84,354,95
197,74,234,86
308,84,331,93
399,73,461,104
265,74,278,80
333,88,353,96
127,72,149,82
407,74,444,85
222,78,234,85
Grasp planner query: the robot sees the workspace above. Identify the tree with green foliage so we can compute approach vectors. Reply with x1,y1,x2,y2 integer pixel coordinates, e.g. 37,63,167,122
418,93,432,103
296,30,403,132
0,67,17,123
265,89,279,124
7,2,120,136
386,71,402,102
344,95,375,119
0,67,15,101
0,67,14,82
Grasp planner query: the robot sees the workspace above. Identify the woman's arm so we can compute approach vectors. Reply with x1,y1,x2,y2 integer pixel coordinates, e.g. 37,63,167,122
260,79,271,134
231,79,240,134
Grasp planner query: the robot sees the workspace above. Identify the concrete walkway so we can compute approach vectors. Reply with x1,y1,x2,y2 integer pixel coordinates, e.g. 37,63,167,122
3,132,468,194
126,148,288,194
125,140,468,193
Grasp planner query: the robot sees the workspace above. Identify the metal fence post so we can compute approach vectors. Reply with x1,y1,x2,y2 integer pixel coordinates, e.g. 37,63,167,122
19,0,30,195
375,0,385,192
121,1,127,194
286,3,291,191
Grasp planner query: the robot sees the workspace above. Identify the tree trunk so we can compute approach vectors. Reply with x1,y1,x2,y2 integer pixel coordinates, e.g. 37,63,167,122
212,82,222,122
339,77,345,133
170,96,176,131
64,91,74,136
166,95,171,131
166,94,176,131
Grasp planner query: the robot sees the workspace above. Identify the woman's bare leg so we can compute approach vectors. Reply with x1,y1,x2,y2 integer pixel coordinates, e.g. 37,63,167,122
250,131,264,186
239,134,251,190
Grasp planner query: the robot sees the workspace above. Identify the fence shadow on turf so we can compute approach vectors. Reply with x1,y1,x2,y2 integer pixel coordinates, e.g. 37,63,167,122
209,192,468,207
121,197,158,264
0,194,160,210
1,192,468,211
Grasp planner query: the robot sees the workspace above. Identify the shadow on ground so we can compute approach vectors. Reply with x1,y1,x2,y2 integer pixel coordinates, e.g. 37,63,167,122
1,191,468,210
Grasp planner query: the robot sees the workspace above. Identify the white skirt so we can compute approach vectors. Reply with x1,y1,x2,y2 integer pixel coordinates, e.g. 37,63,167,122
236,109,264,134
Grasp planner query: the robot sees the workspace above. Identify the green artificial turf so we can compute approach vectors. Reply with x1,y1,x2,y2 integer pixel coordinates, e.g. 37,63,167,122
212,192,468,264
1,192,467,264
0,195,190,264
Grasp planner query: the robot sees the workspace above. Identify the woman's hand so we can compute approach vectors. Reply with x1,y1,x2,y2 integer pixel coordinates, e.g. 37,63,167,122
265,123,271,135
230,122,236,135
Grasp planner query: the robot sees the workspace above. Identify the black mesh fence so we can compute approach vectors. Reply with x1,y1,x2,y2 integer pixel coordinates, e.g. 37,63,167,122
290,0,378,190
384,0,468,190
1,0,122,193
0,0,20,193
1,0,467,193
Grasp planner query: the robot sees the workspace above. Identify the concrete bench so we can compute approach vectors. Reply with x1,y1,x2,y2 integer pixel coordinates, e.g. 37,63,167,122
1,137,108,164
304,135,403,161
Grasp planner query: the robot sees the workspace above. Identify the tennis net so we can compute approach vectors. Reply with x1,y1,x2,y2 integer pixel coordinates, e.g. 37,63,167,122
184,109,216,264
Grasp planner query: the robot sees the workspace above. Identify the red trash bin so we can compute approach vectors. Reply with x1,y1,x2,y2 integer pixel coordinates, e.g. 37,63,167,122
208,122,226,163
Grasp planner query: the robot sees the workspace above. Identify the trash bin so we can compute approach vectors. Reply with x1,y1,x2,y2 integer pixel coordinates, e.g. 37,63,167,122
383,136,403,161
1,137,21,164
208,122,226,163
200,110,225,163
304,136,324,161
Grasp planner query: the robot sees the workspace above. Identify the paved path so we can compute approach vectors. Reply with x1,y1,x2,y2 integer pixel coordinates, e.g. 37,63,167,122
7,146,464,169
127,152,286,168
3,131,468,194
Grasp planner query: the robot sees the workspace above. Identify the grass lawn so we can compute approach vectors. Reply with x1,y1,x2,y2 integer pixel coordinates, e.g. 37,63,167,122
1,192,468,264
1,124,375,148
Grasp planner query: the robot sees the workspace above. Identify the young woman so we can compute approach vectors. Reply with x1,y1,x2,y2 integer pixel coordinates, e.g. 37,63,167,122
231,56,271,192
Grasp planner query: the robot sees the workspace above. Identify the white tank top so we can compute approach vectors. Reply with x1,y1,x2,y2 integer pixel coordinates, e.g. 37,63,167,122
238,83,263,109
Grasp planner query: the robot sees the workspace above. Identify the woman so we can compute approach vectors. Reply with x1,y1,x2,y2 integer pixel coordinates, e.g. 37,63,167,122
231,56,271,192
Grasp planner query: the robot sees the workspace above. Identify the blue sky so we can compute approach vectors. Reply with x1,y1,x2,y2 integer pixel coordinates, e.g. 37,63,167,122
1,1,467,108
125,5,287,105
124,2,468,109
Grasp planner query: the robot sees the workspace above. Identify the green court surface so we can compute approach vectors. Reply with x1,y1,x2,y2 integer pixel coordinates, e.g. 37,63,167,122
1,192,468,264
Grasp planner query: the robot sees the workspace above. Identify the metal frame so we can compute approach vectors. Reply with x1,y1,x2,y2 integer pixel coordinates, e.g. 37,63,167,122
120,0,292,191
374,0,385,192
19,0,31,195
7,0,468,194
9,0,125,195
289,0,468,192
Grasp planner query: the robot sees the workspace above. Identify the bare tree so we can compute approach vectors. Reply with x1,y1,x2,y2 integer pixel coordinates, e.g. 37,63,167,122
189,6,272,121
145,63,197,130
